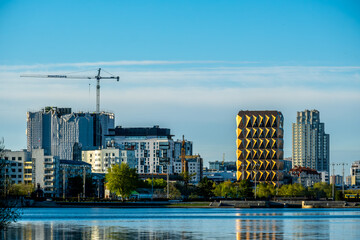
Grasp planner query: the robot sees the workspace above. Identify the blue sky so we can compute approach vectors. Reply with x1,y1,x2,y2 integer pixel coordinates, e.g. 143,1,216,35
0,0,359,174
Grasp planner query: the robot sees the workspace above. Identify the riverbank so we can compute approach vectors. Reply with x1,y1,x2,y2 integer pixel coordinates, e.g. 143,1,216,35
24,200,360,208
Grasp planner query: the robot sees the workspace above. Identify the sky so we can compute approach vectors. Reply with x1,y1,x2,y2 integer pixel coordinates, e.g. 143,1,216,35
0,0,359,174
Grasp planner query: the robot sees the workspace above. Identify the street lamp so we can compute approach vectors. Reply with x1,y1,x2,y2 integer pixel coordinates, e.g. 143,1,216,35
254,162,259,199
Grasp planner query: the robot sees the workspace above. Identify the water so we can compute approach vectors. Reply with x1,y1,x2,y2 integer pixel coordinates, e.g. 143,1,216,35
2,208,360,239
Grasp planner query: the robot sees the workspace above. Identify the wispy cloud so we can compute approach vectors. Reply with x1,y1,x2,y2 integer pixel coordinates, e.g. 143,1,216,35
0,60,259,71
2,64,359,91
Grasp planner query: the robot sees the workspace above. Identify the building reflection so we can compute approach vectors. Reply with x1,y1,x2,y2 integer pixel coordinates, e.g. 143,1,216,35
235,212,283,240
3,222,197,240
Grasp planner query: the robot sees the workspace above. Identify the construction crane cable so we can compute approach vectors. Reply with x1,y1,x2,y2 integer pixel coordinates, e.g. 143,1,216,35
101,69,116,77
64,68,99,75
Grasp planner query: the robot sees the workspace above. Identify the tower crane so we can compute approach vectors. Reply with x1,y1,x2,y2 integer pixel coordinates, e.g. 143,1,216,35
21,68,119,113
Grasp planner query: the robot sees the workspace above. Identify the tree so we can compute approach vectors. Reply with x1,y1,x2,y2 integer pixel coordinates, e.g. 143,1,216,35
168,183,181,200
0,138,21,229
312,182,333,199
8,183,34,197
213,180,234,198
278,183,305,197
145,178,167,188
234,180,253,199
105,163,138,200
197,177,215,199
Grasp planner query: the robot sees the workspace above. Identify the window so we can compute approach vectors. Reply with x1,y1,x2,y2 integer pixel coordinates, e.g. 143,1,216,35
12,157,16,160
18,157,22,160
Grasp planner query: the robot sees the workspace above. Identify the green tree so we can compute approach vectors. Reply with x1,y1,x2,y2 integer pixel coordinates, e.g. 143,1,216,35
256,183,275,199
105,163,138,200
8,183,34,197
278,183,305,197
146,178,167,188
197,177,215,199
312,182,333,199
234,180,254,199
168,183,181,200
213,181,234,198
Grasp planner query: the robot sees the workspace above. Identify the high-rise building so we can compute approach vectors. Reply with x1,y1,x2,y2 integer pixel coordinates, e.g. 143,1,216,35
236,110,284,186
292,110,329,174
105,126,174,174
27,106,115,160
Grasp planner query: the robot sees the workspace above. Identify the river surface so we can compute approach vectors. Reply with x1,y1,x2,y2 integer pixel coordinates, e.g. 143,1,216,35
2,208,360,239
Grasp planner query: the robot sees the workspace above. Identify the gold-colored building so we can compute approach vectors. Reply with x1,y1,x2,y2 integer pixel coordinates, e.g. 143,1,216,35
236,111,284,186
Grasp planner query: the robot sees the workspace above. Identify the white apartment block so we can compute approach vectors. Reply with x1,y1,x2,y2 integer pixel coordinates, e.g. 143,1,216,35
31,148,59,197
105,126,174,174
82,148,136,173
174,156,203,183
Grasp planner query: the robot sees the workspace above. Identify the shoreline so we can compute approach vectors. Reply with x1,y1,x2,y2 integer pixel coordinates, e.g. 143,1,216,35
23,200,360,209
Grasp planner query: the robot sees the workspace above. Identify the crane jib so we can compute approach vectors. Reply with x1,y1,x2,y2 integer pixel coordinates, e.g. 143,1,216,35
47,75,67,78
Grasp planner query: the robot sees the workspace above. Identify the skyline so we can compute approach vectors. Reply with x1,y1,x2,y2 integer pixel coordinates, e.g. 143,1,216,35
1,1,359,173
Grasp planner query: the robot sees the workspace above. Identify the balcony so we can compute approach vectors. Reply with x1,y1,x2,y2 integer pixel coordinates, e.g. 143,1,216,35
44,171,54,176
44,164,55,170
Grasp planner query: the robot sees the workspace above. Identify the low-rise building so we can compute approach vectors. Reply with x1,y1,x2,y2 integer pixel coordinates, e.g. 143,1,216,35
330,175,343,186
203,170,237,183
346,175,352,186
319,171,329,183
2,149,31,184
82,147,136,173
59,160,92,198
174,155,203,183
350,160,360,186
208,161,236,171
289,166,321,187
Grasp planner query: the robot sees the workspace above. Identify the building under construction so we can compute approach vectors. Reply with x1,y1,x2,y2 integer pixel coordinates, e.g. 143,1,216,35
27,106,115,160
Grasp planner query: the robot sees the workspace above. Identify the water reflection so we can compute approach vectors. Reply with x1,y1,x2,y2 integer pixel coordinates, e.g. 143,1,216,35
235,212,283,240
2,222,198,240
2,208,359,240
